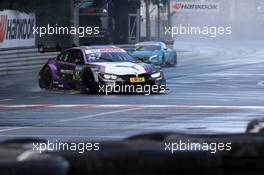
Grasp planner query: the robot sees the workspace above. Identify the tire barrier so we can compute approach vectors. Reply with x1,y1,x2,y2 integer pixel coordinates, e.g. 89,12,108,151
45,132,264,175
0,139,69,175
1,131,264,175
246,118,264,133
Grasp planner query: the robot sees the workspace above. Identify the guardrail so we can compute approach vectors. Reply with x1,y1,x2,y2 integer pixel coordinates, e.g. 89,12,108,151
0,47,59,76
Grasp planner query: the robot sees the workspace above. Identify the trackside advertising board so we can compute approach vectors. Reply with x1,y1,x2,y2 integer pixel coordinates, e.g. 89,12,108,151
171,0,220,12
0,10,35,49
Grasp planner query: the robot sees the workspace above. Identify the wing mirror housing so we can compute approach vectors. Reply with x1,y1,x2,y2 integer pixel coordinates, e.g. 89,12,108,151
137,57,144,62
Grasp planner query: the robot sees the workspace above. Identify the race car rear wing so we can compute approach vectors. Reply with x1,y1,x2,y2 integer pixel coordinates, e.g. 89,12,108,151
37,44,78,53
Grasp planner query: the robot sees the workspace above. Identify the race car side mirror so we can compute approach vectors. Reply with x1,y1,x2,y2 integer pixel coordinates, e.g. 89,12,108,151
154,65,162,69
137,58,144,62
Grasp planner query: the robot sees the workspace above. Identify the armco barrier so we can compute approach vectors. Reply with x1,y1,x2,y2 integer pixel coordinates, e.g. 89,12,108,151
0,47,59,76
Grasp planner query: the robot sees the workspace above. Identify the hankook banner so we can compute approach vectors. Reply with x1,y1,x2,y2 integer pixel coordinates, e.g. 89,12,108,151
171,1,220,12
0,10,35,49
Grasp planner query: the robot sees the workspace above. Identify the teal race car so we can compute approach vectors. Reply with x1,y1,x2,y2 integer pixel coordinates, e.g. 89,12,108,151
131,41,177,67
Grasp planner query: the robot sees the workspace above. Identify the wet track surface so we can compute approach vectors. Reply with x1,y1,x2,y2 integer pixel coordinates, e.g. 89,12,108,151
0,41,264,141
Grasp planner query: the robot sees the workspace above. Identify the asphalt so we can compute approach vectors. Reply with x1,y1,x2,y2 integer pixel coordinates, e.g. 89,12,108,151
0,41,264,141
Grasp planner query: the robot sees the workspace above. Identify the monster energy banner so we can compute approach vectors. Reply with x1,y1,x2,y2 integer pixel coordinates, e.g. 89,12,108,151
0,10,35,48
171,0,220,12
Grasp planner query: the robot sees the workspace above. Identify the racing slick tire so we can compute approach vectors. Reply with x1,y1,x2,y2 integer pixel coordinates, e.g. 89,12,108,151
172,54,177,67
168,53,177,67
161,56,167,67
0,139,69,175
39,67,53,90
80,69,99,94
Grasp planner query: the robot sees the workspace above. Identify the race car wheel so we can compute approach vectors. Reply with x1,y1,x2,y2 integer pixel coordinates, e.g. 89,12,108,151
161,56,167,67
172,55,177,67
39,67,53,90
87,78,99,94
80,69,99,94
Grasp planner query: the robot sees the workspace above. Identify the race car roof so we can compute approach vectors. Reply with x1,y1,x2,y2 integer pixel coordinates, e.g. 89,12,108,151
80,45,120,50
135,41,163,46
81,45,126,54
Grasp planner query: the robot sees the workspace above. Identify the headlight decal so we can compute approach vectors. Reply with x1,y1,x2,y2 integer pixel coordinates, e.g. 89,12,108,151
151,72,161,78
149,55,158,61
104,74,111,79
111,75,117,80
103,74,118,80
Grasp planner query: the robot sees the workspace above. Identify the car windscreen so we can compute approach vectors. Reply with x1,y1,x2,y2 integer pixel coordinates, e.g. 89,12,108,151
79,0,108,8
86,52,135,62
135,45,161,52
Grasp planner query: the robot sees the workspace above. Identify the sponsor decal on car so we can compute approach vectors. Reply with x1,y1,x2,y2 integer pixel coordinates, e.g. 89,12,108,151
73,66,84,81
73,71,81,81
130,77,145,83
60,69,74,74
85,48,126,54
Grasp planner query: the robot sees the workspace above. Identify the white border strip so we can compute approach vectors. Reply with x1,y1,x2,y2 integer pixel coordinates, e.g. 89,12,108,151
1,104,264,109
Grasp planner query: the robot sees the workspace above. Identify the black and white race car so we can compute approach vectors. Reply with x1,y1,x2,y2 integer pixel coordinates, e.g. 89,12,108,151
39,45,166,94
